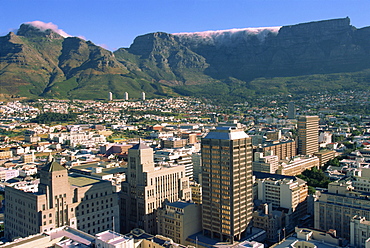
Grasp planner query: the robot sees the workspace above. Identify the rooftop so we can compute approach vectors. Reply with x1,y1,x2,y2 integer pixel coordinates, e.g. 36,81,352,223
68,173,105,187
130,142,151,150
96,230,131,245
166,200,194,209
271,236,340,248
253,171,296,181
204,127,248,140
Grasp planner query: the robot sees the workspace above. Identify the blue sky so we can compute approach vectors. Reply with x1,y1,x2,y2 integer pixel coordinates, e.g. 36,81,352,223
1,0,370,51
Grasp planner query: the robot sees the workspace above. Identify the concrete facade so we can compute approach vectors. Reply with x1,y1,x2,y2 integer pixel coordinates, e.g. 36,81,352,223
5,156,119,240
314,180,370,240
120,143,192,234
157,200,202,244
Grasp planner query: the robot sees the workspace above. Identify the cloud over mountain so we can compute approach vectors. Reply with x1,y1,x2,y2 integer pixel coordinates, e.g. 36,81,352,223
173,27,281,46
25,21,71,38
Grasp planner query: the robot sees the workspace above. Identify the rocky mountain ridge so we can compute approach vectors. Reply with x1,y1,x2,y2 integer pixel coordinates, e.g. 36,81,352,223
1,17,370,101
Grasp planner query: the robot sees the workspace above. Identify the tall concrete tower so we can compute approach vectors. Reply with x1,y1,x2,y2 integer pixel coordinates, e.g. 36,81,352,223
108,92,113,101
298,116,319,155
141,92,146,101
288,102,296,119
201,126,253,243
120,142,191,234
124,92,129,101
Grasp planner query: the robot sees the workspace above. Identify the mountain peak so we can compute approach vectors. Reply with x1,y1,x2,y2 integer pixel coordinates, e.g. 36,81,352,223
17,21,70,39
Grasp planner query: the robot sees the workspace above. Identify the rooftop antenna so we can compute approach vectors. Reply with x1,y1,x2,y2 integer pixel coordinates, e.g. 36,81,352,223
48,152,53,162
111,216,115,240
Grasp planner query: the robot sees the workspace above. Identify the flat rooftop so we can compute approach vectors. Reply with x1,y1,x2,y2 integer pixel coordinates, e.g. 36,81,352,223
96,230,131,245
272,236,339,248
68,173,105,187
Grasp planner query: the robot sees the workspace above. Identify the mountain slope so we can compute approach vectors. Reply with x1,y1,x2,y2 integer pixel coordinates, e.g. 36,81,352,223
0,23,168,100
2,18,370,101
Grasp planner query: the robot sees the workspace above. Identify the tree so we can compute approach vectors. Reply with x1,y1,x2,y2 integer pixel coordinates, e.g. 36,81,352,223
322,157,340,171
297,167,332,190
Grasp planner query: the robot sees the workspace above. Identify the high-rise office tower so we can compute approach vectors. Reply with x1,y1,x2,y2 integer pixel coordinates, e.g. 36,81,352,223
297,116,319,155
120,143,191,234
288,102,296,119
201,126,253,243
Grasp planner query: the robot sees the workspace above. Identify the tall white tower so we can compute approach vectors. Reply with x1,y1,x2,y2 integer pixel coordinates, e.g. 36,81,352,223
124,92,129,101
108,92,113,101
141,92,146,101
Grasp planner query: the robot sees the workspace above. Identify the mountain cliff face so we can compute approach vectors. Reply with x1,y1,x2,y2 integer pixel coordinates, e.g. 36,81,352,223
2,18,370,101
171,17,370,81
114,32,211,85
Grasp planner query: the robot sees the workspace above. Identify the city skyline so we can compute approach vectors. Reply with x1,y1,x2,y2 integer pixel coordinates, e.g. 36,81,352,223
1,0,369,50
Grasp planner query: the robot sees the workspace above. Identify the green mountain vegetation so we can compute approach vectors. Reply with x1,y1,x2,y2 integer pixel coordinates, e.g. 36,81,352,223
30,112,78,124
2,18,370,102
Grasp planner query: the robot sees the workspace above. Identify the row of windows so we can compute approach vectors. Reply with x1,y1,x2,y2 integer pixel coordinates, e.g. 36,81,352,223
76,204,114,216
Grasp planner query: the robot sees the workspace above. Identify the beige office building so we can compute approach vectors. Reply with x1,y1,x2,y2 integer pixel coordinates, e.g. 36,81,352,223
201,126,253,243
252,152,279,173
298,116,319,155
313,150,336,167
350,216,370,248
276,156,320,176
314,179,370,240
120,143,192,234
157,200,202,244
257,140,297,161
255,173,308,231
5,156,119,240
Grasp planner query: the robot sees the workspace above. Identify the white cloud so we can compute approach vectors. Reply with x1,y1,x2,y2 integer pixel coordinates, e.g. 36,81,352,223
25,21,71,38
174,26,282,45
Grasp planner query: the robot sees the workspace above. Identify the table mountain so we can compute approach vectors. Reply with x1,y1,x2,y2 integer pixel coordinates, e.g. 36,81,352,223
2,17,370,101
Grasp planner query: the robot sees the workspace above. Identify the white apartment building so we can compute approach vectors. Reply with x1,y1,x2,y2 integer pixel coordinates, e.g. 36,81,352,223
49,131,106,147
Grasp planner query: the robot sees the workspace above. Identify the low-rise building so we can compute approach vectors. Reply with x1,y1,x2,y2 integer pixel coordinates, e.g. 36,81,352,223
313,150,336,167
314,179,370,240
276,156,319,176
271,227,346,248
254,172,308,232
157,200,202,244
161,137,188,149
256,140,296,161
350,215,370,248
0,150,12,159
252,152,279,174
